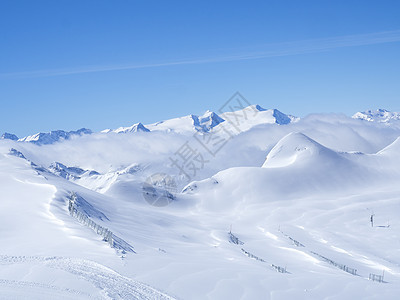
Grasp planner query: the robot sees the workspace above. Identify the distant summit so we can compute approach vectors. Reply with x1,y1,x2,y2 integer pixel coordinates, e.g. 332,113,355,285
19,128,92,145
10,104,298,142
144,104,298,133
352,109,400,123
218,104,299,132
221,104,299,125
271,108,297,125
107,122,150,134
1,132,19,141
192,110,225,132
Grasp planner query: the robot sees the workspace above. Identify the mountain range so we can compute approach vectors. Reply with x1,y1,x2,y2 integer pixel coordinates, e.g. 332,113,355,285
1,105,400,299
2,106,397,146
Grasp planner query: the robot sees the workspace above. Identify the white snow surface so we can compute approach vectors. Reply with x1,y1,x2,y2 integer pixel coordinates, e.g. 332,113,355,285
2,106,400,299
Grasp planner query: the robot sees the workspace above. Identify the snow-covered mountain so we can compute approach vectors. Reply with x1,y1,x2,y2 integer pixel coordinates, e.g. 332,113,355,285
5,105,296,145
8,107,400,148
1,132,19,140
145,112,221,133
143,110,226,133
2,108,400,299
219,105,299,132
48,161,100,180
146,110,226,133
18,128,92,145
146,105,298,133
102,122,150,134
193,110,225,132
352,108,400,123
222,104,299,125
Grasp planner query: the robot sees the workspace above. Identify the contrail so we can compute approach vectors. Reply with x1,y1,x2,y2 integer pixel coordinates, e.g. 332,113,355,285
1,30,400,79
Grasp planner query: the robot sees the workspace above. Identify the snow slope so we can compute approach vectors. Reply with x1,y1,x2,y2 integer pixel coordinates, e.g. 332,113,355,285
2,108,400,299
261,132,344,168
0,149,176,299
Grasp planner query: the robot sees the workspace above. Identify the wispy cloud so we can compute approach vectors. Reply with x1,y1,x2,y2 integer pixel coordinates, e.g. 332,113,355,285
2,30,400,79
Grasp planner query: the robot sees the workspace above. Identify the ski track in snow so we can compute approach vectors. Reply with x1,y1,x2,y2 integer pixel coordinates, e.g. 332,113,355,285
0,278,100,300
0,255,176,300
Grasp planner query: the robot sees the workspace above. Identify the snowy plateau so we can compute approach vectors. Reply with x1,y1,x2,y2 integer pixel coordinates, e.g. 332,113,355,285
1,106,400,299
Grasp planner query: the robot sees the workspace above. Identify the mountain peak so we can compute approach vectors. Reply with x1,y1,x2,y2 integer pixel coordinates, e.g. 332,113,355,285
1,132,19,141
103,105,298,135
272,109,293,125
352,109,400,123
245,104,266,112
19,128,92,145
194,110,225,132
112,122,150,134
219,105,298,130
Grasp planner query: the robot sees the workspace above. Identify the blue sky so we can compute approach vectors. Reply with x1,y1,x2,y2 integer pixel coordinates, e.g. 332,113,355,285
1,0,400,137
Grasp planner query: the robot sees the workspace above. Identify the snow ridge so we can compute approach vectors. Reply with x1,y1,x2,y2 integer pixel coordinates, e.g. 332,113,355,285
107,122,150,134
192,110,225,132
1,132,19,140
48,162,100,180
19,128,92,145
